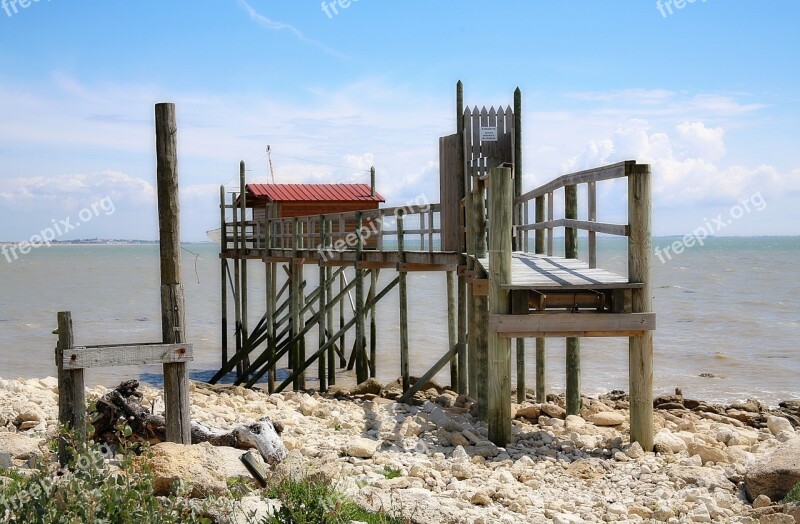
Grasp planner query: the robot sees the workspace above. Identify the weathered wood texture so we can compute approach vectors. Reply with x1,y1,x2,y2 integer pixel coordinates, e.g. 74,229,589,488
155,103,191,445
440,134,463,252
487,167,513,447
565,183,581,416
62,343,193,370
628,164,655,452
478,253,640,290
57,311,85,466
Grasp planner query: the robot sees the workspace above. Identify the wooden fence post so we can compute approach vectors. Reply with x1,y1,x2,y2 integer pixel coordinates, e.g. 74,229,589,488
565,183,581,416
629,164,655,451
155,102,191,445
487,166,513,447
56,311,85,466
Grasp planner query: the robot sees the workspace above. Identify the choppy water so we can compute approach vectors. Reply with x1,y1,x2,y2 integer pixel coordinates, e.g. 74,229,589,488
0,237,798,406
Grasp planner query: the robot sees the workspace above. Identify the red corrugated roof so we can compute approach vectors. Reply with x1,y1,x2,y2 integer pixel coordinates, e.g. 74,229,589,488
247,183,385,203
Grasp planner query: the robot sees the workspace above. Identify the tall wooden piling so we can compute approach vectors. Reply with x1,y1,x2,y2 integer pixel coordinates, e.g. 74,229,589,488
487,166,513,447
220,186,228,368
398,210,410,392
239,161,250,373
514,89,526,404
291,218,303,390
565,183,581,415
447,271,458,388
325,221,336,383
369,269,378,378
456,80,469,396
628,164,654,451
318,216,328,391
354,212,368,383
534,193,546,402
473,181,489,420
56,311,85,466
155,102,191,444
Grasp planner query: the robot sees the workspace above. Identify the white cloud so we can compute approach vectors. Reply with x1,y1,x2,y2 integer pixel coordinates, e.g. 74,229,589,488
236,0,345,58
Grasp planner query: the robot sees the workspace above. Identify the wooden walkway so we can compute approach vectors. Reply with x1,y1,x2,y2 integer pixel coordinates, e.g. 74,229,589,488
478,252,641,290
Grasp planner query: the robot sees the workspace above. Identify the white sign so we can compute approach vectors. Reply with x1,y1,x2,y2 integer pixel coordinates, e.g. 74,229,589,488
480,126,498,142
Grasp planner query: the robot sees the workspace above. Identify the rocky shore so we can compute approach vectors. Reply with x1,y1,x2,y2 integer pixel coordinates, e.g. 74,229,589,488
1,376,799,523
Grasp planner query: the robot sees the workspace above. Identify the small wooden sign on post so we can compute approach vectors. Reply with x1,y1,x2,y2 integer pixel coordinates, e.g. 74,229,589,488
480,126,498,142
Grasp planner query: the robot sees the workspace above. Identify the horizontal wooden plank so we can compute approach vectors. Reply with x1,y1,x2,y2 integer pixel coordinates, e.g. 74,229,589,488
489,313,655,338
516,161,634,204
62,343,194,370
478,252,642,290
518,219,628,237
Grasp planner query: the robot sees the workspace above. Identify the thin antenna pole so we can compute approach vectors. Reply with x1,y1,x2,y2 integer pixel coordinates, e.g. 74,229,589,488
267,145,276,184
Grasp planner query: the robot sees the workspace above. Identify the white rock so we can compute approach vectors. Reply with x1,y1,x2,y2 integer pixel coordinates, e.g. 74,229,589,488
654,429,688,453
588,411,626,427
767,416,793,436
345,438,379,459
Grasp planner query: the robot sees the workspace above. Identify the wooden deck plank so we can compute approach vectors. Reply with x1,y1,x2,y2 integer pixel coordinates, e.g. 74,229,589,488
478,252,642,290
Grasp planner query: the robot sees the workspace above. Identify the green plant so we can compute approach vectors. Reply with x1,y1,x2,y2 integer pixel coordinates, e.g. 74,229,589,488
783,482,800,503
0,426,235,524
380,467,402,480
263,474,405,524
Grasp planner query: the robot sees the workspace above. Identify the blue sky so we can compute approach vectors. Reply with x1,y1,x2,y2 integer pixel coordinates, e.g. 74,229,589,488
1,0,798,241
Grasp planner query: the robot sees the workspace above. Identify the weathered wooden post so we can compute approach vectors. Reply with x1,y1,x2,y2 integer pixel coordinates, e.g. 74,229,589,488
513,88,527,404
325,220,336,384
457,80,469,397
534,192,547,403
56,311,85,466
447,271,458,388
628,164,654,451
220,186,229,369
354,212,368,383
318,216,328,391
398,210,410,392
487,166,513,447
155,102,191,444
473,181,489,420
369,268,378,378
239,161,250,374
565,183,581,416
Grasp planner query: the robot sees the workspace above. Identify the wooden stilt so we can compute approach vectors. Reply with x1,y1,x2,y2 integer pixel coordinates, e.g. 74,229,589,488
516,339,526,403
398,210,410,392
239,161,250,375
220,186,228,369
447,270,458,388
325,220,336,385
473,181,489,420
354,212,368,384
232,184,243,379
369,269,378,378
487,166,513,447
628,164,654,452
291,219,301,390
565,183,581,415
339,271,347,368
318,216,328,391
534,193,546,403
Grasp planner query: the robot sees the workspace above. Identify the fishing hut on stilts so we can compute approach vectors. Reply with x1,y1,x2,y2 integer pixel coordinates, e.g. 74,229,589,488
213,82,657,450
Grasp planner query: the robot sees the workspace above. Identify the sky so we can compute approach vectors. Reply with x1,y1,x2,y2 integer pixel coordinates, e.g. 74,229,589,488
0,0,798,242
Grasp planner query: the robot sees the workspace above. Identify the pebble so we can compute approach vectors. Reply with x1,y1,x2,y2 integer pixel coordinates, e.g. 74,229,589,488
1,377,795,523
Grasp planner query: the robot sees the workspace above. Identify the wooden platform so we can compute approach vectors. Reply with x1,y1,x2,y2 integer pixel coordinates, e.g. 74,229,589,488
477,252,642,291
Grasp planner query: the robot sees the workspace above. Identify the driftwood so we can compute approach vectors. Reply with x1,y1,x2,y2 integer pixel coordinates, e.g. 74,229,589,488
92,380,287,465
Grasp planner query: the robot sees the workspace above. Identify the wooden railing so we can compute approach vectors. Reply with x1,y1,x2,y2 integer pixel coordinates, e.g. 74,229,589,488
225,203,446,256
515,160,636,268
